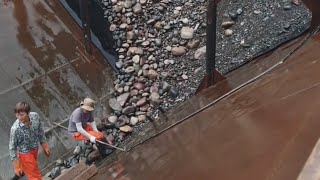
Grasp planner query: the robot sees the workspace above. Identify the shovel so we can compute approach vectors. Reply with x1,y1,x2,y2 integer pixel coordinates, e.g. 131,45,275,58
52,122,127,152
96,140,127,152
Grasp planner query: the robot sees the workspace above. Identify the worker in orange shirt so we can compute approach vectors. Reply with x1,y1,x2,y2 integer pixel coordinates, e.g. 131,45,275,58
9,102,51,180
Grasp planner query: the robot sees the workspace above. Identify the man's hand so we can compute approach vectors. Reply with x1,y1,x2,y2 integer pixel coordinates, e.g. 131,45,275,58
41,143,51,157
13,160,23,177
89,136,96,143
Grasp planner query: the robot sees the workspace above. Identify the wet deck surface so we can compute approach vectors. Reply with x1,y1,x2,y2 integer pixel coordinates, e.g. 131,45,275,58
1,0,320,179
0,0,114,179
91,28,320,180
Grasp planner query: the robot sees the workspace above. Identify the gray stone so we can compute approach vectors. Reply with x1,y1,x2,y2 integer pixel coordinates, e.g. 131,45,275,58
155,39,162,46
171,47,186,56
122,106,135,115
140,0,147,5
125,66,135,73
124,0,133,8
127,31,135,40
221,21,235,29
108,116,118,123
56,159,64,167
150,86,158,93
134,82,145,90
117,92,130,107
133,3,142,14
150,92,160,103
137,97,147,107
153,63,158,69
237,8,243,15
120,125,133,132
132,55,140,64
122,43,130,48
130,89,139,96
125,12,133,18
73,146,81,155
161,72,169,79
194,67,202,74
135,111,146,115
117,87,124,94
133,63,141,71
147,19,156,25
284,22,291,30
180,27,194,39
110,24,117,31
116,61,123,69
124,86,130,92
128,47,144,55
115,115,127,127
119,115,130,124
187,39,200,49
284,4,292,10
142,64,149,70
225,29,233,36
182,74,188,80
114,5,123,13
138,115,146,122
130,117,139,125
194,46,206,60
181,18,189,24
254,10,261,14
147,69,159,80
142,41,150,47
70,159,79,167
50,167,61,179
229,13,237,20
169,87,179,98
164,24,171,30
140,104,150,112
120,23,128,29
171,37,179,44
162,81,171,92
87,150,101,163
154,21,163,31
109,98,123,111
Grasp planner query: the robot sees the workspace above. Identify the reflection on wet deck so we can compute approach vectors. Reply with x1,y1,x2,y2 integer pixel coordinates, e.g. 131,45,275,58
0,0,114,179
92,30,320,180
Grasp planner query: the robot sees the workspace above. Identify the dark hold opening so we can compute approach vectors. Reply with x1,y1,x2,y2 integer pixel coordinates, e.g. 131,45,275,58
59,0,118,71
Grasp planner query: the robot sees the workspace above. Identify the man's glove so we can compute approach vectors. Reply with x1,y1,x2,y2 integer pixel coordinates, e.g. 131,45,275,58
89,136,96,143
13,160,23,177
41,143,51,157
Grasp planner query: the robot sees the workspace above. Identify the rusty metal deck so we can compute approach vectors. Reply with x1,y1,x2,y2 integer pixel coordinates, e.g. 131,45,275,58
91,28,320,180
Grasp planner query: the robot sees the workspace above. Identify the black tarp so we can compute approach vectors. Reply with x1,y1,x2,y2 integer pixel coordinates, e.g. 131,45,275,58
59,0,118,71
